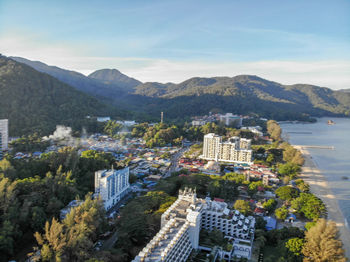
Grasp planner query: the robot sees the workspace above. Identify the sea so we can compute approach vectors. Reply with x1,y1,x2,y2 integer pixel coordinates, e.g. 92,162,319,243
280,117,350,227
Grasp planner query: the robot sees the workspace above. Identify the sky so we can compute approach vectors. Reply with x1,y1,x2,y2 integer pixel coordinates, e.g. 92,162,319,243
0,0,349,89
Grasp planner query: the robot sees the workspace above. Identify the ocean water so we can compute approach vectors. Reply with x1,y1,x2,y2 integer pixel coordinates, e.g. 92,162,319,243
281,117,350,226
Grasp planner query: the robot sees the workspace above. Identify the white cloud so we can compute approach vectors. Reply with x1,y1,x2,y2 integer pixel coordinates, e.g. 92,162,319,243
1,33,349,89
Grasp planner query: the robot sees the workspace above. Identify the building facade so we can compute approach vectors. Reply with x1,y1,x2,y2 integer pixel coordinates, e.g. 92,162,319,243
218,113,243,128
0,119,8,160
94,167,130,210
132,188,255,262
202,133,253,164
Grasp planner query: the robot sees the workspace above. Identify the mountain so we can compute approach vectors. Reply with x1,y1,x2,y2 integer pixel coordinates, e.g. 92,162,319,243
0,55,124,136
10,56,127,101
88,69,141,90
10,56,350,121
338,88,350,93
129,75,350,120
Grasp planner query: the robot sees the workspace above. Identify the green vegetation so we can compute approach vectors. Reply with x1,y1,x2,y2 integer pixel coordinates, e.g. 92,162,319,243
275,186,299,201
302,219,346,262
114,191,176,260
275,206,288,220
285,237,304,256
262,227,304,262
267,120,282,141
233,200,251,215
262,199,277,213
15,57,350,121
0,55,125,136
291,193,326,220
0,148,115,261
10,133,50,153
34,194,107,262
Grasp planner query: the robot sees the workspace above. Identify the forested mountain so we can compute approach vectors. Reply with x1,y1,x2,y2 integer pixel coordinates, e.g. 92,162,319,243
10,56,127,100
11,56,350,122
0,56,125,136
130,76,350,120
89,68,141,90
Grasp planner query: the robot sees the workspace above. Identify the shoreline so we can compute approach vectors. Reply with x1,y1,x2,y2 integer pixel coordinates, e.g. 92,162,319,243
294,146,350,258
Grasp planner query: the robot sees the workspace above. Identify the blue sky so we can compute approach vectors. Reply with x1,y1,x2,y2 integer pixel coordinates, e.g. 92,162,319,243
0,0,349,88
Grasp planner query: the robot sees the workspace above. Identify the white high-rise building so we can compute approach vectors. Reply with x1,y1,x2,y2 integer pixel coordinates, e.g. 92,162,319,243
94,167,130,210
132,188,255,262
202,133,252,164
0,119,8,159
203,133,222,160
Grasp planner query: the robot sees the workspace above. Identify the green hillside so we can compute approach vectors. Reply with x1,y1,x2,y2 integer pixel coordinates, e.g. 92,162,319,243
0,56,125,136
129,75,350,120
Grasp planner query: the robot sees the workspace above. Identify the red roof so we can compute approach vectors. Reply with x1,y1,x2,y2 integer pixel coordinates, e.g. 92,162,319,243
179,174,188,177
254,207,265,213
214,198,225,202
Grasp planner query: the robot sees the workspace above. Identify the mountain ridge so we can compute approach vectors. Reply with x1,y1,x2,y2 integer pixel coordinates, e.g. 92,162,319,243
0,56,125,136
9,56,350,122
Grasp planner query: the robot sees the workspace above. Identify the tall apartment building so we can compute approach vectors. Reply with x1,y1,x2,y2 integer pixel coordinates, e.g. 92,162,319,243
0,119,8,159
202,133,252,164
203,133,222,160
132,188,255,262
94,167,130,210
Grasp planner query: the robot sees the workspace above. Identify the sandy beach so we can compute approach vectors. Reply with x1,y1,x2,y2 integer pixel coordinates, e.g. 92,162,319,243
295,146,350,259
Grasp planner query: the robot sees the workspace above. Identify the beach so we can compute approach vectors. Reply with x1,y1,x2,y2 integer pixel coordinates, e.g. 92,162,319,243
295,146,350,258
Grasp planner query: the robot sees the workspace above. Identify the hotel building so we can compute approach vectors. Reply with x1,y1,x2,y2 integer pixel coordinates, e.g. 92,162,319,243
132,188,255,261
94,167,130,210
201,133,252,164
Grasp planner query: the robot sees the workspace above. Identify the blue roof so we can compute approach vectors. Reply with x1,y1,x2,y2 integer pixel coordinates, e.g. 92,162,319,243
263,216,277,231
287,213,297,219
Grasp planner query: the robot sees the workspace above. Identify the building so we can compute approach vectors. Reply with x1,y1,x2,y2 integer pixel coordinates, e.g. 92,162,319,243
132,188,255,261
218,113,242,128
94,167,130,210
191,120,207,126
0,119,8,159
201,133,253,164
60,200,83,220
97,116,111,122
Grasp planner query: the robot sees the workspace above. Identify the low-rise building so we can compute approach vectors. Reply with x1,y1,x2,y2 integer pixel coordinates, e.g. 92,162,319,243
94,167,130,210
132,188,255,261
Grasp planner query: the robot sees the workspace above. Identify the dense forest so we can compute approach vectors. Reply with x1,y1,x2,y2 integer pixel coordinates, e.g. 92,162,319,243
0,56,128,136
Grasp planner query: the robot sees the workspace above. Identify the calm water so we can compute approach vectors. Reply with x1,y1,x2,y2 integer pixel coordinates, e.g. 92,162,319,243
281,117,350,226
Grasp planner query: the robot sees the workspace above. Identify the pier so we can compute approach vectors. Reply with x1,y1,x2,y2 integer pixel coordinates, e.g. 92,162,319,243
294,145,335,150
287,131,313,134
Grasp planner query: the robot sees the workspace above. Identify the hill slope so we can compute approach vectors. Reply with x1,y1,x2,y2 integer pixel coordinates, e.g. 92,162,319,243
88,69,141,90
10,56,127,100
11,57,350,121
0,56,124,136
130,75,350,120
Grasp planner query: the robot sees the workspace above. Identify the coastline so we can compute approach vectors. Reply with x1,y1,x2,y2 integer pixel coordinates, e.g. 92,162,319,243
294,146,350,258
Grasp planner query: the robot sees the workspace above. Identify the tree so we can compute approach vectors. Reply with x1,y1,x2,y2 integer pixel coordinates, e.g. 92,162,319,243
278,162,301,178
275,206,288,220
285,237,304,256
262,199,277,213
233,200,251,215
291,193,325,220
275,186,299,201
302,219,346,262
267,120,281,141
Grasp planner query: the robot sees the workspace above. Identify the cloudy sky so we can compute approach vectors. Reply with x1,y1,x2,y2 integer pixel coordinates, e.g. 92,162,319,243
0,0,349,89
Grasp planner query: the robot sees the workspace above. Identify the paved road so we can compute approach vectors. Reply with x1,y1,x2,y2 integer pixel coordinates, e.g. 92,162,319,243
164,147,189,178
